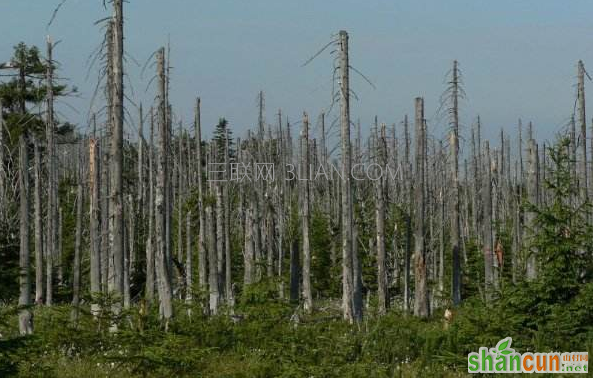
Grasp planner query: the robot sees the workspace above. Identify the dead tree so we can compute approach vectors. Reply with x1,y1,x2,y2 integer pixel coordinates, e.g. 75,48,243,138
143,109,155,305
72,141,84,320
526,139,539,281
448,61,462,306
108,0,125,313
413,97,429,318
89,130,101,314
483,141,494,301
301,112,313,313
376,124,387,315
18,134,33,334
338,30,356,323
45,37,56,306
189,100,206,296
0,99,4,219
155,48,173,322
577,61,588,203
33,138,43,304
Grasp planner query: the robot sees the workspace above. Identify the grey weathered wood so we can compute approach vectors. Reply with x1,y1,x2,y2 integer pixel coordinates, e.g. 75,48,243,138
72,140,84,320
483,141,494,301
45,37,56,306
338,30,355,322
19,134,33,334
577,61,589,204
526,139,539,281
89,128,102,314
33,138,43,305
155,48,173,322
108,0,125,317
449,61,462,306
413,97,428,318
301,112,313,313
376,124,387,315
0,99,5,219
145,107,155,304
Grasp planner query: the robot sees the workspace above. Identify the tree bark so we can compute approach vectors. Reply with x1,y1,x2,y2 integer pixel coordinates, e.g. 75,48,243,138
33,138,43,305
108,0,125,317
155,48,173,322
413,97,428,318
19,134,33,334
338,30,355,323
301,112,313,313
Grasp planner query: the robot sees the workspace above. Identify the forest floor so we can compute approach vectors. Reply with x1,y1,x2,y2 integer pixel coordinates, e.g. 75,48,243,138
1,281,592,377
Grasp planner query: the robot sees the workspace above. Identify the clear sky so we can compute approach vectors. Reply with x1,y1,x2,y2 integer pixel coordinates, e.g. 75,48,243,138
2,0,593,153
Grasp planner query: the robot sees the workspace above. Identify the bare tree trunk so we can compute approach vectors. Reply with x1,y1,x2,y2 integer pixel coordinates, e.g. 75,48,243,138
145,108,155,304
33,138,43,305
72,141,84,321
526,139,539,281
224,129,233,307
108,0,125,320
45,37,56,306
403,115,412,313
186,211,193,313
216,185,225,300
289,237,300,303
155,48,173,323
483,142,494,301
89,130,101,314
301,112,313,313
195,98,207,293
449,61,462,306
578,61,588,204
207,202,219,314
338,30,355,323
0,99,4,219
244,204,255,286
376,124,387,315
413,97,428,318
19,134,33,334
138,104,144,210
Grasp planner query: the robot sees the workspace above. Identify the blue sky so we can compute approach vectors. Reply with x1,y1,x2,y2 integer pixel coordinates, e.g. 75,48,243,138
2,0,593,153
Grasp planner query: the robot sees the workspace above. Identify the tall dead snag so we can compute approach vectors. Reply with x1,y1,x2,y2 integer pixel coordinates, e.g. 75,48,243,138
18,134,33,334
145,108,155,303
215,185,225,300
224,128,232,306
413,97,428,318
0,99,4,219
155,48,173,322
338,30,355,322
244,203,255,286
45,37,56,306
526,139,539,281
72,141,84,321
186,211,192,313
138,104,144,211
208,195,220,314
577,61,588,203
403,115,412,312
301,112,313,313
89,130,101,314
448,61,462,306
376,124,387,315
195,98,207,294
483,142,494,301
33,138,43,304
108,0,125,314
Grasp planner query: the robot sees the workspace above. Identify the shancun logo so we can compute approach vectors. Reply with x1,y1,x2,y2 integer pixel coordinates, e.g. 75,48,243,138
467,337,588,373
